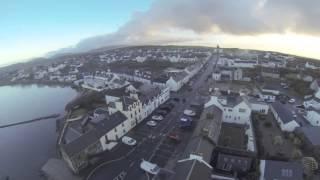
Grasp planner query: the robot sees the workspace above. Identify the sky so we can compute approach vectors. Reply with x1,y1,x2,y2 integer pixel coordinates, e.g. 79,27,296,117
1,0,320,66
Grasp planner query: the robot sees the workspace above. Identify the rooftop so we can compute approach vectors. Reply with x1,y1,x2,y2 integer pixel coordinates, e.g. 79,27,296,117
261,160,303,180
296,126,320,146
271,102,297,124
62,111,127,156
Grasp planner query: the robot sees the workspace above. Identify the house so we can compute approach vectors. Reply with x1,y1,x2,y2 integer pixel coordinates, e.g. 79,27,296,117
129,82,170,119
304,107,320,126
305,61,320,70
82,73,129,92
218,67,243,81
229,59,258,69
261,67,280,79
248,98,269,115
212,69,222,81
259,160,303,180
105,87,143,128
310,79,320,91
296,126,320,149
303,91,320,110
270,102,300,132
172,105,223,180
166,71,189,92
205,92,252,125
60,112,129,173
215,153,252,174
259,84,280,102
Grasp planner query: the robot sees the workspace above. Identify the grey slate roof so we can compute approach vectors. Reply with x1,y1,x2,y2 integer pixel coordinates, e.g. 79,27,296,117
262,84,280,91
62,111,127,157
171,71,189,82
173,159,212,180
216,153,252,173
121,96,137,110
296,126,320,146
262,160,303,180
271,102,296,124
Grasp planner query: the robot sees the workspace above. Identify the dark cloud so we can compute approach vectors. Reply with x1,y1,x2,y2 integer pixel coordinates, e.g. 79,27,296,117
49,0,320,55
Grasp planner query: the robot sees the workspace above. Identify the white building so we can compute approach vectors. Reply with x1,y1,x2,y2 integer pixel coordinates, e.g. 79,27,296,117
303,91,320,110
105,88,143,128
305,61,320,70
82,73,129,92
48,64,66,73
310,79,320,91
205,93,252,125
270,102,300,132
259,85,280,102
305,107,320,126
248,98,269,115
166,71,189,92
61,111,129,173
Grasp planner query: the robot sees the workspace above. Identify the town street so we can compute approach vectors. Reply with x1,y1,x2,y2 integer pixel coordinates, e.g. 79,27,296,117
86,54,217,180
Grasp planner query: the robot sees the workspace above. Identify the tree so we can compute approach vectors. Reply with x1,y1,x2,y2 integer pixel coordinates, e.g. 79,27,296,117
291,148,303,160
273,135,283,146
302,157,319,176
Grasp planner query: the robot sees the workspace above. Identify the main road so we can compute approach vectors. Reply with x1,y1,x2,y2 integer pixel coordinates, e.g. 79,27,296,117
86,53,217,180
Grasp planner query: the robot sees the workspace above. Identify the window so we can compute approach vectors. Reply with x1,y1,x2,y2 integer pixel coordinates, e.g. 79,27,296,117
114,128,117,132
122,123,124,127
123,129,126,133
239,108,246,113
228,109,232,112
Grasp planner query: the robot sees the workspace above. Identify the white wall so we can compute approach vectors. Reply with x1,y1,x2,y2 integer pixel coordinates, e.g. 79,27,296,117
166,77,181,92
306,110,320,126
250,102,269,114
99,119,131,151
221,102,252,124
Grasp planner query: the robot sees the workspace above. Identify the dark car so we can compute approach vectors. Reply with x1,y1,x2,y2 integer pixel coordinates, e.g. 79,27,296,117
156,110,168,116
172,97,180,102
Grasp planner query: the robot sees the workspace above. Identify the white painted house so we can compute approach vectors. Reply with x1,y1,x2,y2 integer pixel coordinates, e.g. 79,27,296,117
205,93,252,125
105,87,144,128
305,107,320,126
310,79,320,91
270,102,300,132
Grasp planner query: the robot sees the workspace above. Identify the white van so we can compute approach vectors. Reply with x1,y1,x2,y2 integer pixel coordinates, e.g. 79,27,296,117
140,159,160,175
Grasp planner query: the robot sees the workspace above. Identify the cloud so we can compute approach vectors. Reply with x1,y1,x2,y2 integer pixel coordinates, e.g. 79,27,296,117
49,0,320,55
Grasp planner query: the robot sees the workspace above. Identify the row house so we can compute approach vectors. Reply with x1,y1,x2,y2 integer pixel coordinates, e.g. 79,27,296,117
105,87,143,128
60,111,129,173
271,102,300,132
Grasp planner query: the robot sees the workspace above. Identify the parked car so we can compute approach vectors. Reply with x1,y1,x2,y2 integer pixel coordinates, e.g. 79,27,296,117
152,115,164,121
172,97,180,102
179,116,192,128
147,120,157,127
140,160,160,175
183,109,196,116
122,136,137,146
167,132,181,143
156,110,168,116
289,98,296,103
159,106,171,113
